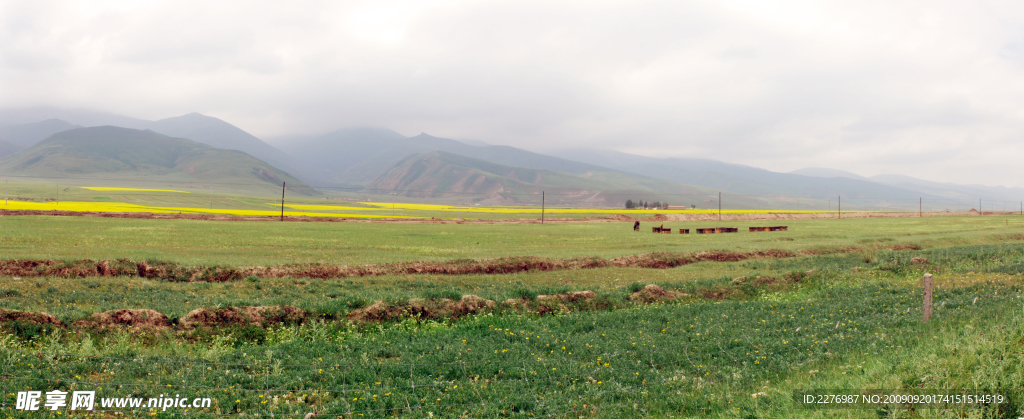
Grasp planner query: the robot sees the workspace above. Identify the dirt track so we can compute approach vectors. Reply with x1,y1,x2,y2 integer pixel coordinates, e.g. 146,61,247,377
0,208,1000,224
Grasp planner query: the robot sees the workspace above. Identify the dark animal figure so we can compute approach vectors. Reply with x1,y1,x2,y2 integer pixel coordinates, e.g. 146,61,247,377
633,221,640,231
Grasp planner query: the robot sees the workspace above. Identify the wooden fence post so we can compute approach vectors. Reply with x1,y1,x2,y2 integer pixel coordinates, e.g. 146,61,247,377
922,273,933,322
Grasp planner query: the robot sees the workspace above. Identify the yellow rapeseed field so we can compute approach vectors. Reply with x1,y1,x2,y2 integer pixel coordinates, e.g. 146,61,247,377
81,187,191,193
1,200,417,219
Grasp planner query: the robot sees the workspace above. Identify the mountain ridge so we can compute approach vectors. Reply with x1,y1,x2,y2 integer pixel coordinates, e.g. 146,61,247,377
370,150,726,206
0,126,314,194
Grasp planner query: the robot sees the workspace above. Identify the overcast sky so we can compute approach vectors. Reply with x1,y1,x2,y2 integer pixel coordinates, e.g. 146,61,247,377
2,1,1024,185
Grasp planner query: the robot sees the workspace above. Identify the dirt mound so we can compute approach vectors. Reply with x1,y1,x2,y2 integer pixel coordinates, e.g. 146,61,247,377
611,249,802,269
0,258,244,282
350,295,497,323
746,249,799,258
405,298,453,320
243,256,610,279
347,301,404,323
180,306,307,328
609,214,637,222
0,259,136,278
502,298,530,309
537,290,598,303
76,309,170,330
0,309,63,326
890,243,922,251
647,214,669,221
136,261,242,282
911,257,929,264
692,251,749,262
629,285,679,304
611,253,695,269
452,295,496,316
730,275,784,287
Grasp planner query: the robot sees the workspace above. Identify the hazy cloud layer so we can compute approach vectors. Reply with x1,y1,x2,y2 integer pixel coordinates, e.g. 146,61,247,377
2,1,1024,185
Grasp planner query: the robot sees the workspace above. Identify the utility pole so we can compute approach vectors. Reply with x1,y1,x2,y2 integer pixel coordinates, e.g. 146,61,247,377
4,179,6,205
922,273,933,322
209,186,213,209
56,183,58,205
392,193,396,217
980,198,982,216
718,192,721,221
838,196,841,219
280,182,286,222
541,191,545,224
919,197,922,218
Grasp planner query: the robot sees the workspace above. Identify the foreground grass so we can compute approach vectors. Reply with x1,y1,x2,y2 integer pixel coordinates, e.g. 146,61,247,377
0,276,1019,417
0,242,1023,416
2,216,1024,417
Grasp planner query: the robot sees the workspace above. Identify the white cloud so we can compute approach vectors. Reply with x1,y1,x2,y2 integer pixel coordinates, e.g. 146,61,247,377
2,0,1024,185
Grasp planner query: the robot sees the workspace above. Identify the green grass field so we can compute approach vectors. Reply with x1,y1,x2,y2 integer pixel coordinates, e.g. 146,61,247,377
1,213,1023,417
2,212,1022,265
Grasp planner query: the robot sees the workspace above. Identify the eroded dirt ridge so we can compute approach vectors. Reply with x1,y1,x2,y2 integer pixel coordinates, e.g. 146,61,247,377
0,283,706,332
0,244,920,281
0,271,824,334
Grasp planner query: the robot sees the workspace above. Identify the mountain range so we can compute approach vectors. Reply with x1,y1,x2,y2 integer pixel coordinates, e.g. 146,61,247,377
0,107,1019,208
0,126,313,194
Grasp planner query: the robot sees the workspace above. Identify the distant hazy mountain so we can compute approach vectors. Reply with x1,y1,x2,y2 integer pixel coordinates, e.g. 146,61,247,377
144,113,307,181
789,167,868,180
868,174,1024,203
0,119,83,147
551,149,932,203
0,126,313,193
0,108,314,184
0,140,21,158
0,107,149,128
280,129,613,188
369,150,716,205
452,138,490,147
789,166,1024,204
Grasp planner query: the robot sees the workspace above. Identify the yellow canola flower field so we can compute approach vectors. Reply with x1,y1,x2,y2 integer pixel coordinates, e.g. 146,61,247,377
81,187,191,193
1,200,417,219
279,202,849,215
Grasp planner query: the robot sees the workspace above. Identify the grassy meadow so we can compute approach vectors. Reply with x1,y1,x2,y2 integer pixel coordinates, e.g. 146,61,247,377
1,211,1021,265
0,210,1023,417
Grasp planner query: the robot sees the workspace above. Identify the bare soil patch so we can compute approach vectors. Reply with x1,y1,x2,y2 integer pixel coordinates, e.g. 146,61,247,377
179,305,307,328
75,309,170,330
347,301,404,324
629,285,682,304
0,309,63,326
350,295,498,323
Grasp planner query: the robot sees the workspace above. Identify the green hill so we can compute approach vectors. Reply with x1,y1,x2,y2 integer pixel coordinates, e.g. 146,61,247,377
0,126,314,194
369,151,718,206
